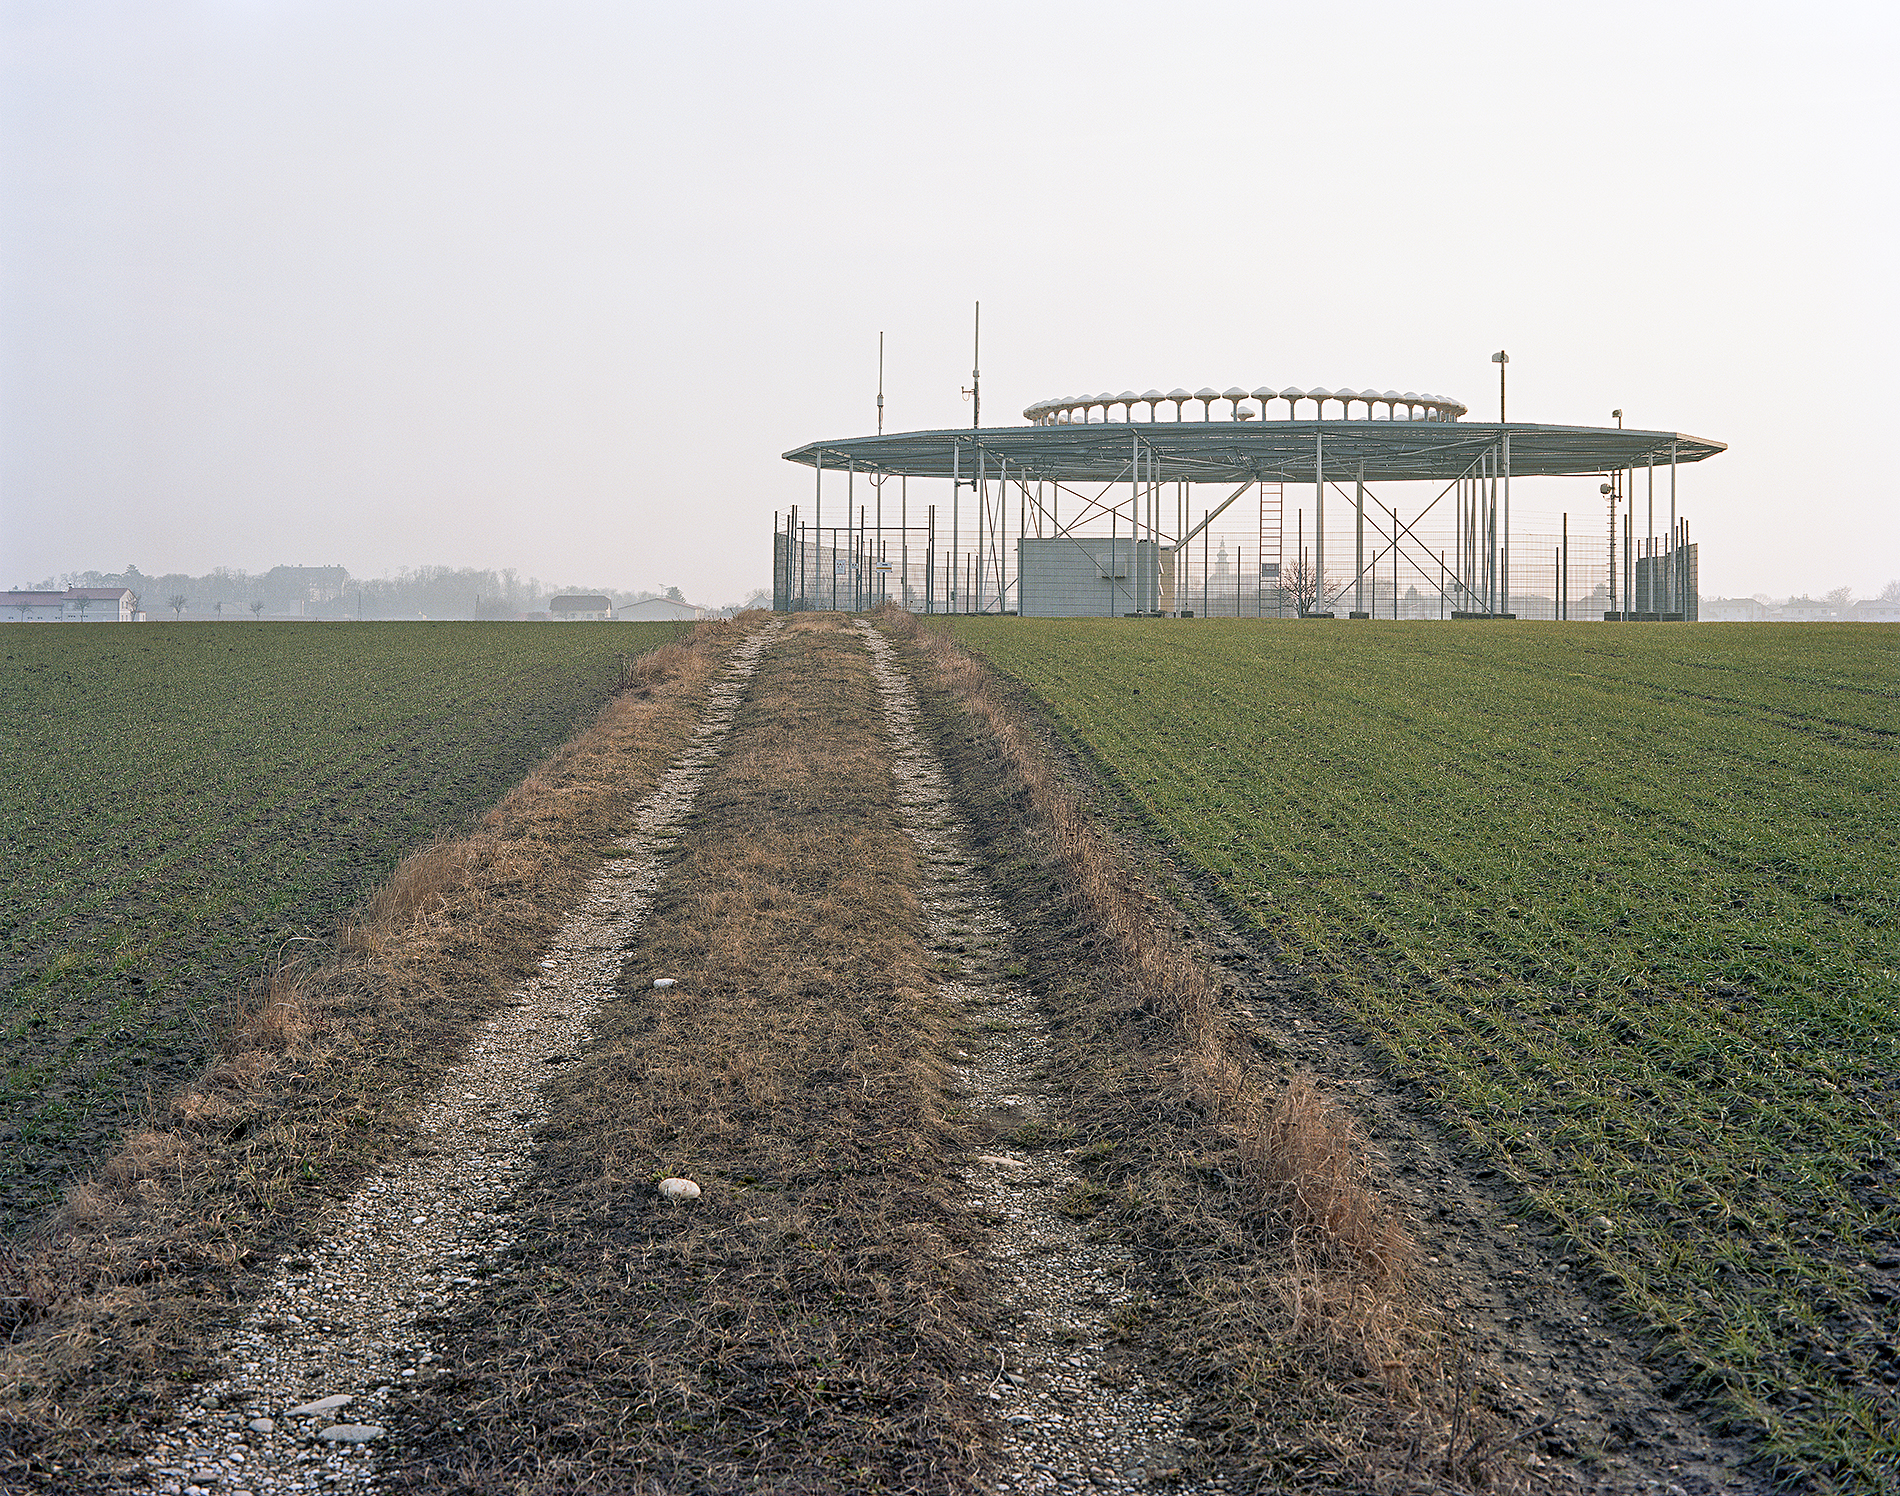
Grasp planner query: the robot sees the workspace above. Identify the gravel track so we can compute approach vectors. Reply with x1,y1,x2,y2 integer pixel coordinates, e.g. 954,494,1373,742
117,622,781,1496
856,621,1211,1495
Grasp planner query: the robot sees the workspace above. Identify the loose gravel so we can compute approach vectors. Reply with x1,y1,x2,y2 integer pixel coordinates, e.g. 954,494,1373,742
856,621,1212,1495
117,622,781,1496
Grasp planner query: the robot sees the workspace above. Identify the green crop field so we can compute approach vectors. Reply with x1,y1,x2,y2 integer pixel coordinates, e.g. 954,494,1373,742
946,617,1899,1488
1,621,681,1236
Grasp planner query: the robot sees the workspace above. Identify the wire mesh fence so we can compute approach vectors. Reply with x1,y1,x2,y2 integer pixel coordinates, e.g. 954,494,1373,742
772,501,1696,621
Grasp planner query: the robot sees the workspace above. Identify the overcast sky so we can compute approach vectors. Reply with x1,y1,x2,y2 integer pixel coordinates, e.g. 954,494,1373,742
3,0,1895,604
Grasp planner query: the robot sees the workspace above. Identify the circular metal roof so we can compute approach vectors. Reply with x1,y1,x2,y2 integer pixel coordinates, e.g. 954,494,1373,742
1026,385,1467,423
783,420,1726,485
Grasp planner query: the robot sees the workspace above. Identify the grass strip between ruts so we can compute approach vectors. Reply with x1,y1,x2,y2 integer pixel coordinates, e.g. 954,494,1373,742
390,615,992,1495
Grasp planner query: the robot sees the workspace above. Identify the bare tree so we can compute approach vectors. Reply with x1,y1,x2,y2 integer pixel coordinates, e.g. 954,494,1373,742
1882,579,1900,604
167,593,188,619
1282,553,1321,615
1824,585,1854,616
249,600,265,619
72,595,91,622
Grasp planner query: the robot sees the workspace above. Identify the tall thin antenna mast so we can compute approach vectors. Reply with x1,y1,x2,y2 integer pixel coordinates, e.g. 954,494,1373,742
960,302,982,430
970,302,980,428
877,331,885,435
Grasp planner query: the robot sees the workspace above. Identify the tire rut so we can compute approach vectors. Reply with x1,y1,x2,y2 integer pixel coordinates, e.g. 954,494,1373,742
116,621,782,1496
856,621,1211,1495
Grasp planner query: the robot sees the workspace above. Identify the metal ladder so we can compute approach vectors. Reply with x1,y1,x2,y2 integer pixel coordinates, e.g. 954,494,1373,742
1256,482,1284,618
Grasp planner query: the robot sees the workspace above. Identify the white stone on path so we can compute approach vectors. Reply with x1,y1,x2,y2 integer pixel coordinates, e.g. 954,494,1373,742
319,1423,385,1443
286,1394,352,1417
652,977,677,988
658,1177,700,1201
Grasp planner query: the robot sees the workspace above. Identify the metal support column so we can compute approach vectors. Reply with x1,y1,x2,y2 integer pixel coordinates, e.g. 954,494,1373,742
1131,431,1141,613
1502,431,1512,615
1647,454,1656,614
950,443,960,614
1314,431,1325,608
1561,512,1569,621
1355,462,1365,614
1669,442,1679,616
975,445,986,614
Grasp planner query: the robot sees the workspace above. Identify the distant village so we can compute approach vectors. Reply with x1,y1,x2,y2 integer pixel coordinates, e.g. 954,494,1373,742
4,563,1893,625
1699,587,1900,623
1,564,771,623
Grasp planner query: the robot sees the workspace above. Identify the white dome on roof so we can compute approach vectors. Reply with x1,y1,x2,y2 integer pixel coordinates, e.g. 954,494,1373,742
1279,387,1305,401
1116,390,1139,403
1251,386,1277,402
1221,386,1248,401
1167,387,1191,400
1193,386,1220,400
1140,389,1164,402
1308,386,1334,401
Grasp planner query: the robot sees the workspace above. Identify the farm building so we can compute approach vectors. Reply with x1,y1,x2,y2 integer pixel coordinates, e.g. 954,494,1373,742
547,594,614,621
1,587,139,622
618,596,706,621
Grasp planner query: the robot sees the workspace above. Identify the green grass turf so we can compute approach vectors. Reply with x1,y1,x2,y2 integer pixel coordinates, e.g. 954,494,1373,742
0,620,683,1235
946,616,1899,1489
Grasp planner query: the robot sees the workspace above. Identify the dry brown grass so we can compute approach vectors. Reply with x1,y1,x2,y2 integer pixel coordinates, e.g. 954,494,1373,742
389,614,991,1496
881,606,1517,1492
0,620,746,1492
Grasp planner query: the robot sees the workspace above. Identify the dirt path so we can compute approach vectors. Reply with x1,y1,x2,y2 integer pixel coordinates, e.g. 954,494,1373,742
93,610,1770,1495
856,621,1209,1494
116,621,780,1496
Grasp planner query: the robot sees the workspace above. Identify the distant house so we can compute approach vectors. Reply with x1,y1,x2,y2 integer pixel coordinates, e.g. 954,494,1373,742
1851,597,1900,623
618,596,706,621
1776,597,1834,622
547,594,614,621
1,587,138,622
1700,596,1766,622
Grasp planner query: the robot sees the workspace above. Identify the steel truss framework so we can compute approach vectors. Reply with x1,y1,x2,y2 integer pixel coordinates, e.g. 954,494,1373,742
777,420,1725,619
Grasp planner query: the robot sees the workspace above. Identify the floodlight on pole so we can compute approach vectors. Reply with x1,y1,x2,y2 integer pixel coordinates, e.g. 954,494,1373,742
1612,408,1623,428
1490,350,1509,422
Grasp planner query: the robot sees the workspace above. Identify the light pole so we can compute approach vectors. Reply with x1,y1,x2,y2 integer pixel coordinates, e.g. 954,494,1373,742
1612,408,1623,428
1491,349,1509,422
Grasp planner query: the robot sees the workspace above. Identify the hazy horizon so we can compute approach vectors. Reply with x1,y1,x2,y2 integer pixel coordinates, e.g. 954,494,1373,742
4,2,1896,603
